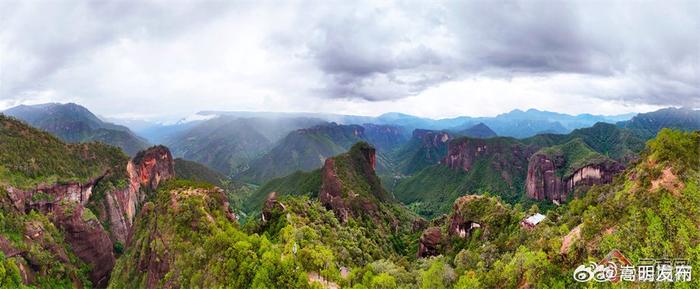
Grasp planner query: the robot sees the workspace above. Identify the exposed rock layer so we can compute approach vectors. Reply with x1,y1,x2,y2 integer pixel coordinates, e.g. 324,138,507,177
525,154,623,202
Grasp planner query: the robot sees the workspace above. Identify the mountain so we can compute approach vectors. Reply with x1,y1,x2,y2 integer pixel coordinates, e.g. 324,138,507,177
173,158,255,210
3,103,150,155
235,123,405,184
0,114,175,287
392,129,452,175
394,136,534,218
411,128,700,288
4,103,699,289
617,107,700,139
525,138,623,203
447,108,635,138
234,123,364,184
164,116,324,175
361,123,410,151
457,122,497,138
110,142,420,289
189,109,634,138
392,122,645,218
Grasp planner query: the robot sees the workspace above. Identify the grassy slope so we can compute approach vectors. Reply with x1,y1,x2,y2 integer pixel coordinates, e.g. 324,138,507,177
393,137,530,218
174,158,256,211
0,114,129,189
537,138,610,177
243,169,321,214
0,114,130,288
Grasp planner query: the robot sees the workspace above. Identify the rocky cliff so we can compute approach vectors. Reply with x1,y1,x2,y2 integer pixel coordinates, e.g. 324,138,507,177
413,129,450,151
441,137,534,187
393,129,451,174
107,181,239,289
1,145,175,287
98,145,175,244
319,142,386,223
3,178,116,287
417,227,443,258
362,123,408,151
525,154,624,202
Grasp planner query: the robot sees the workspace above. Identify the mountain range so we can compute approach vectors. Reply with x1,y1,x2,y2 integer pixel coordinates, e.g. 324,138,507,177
0,103,698,288
3,103,149,156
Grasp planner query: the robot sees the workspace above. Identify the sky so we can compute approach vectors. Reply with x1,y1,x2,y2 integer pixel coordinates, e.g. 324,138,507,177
0,0,698,121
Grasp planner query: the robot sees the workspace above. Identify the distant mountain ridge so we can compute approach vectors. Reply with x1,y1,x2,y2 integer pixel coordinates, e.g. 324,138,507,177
617,107,700,139
392,122,646,217
180,108,634,138
164,115,325,175
3,103,149,155
235,122,406,184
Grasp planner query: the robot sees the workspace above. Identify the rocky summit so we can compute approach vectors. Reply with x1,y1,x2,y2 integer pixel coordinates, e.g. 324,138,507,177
1,105,698,289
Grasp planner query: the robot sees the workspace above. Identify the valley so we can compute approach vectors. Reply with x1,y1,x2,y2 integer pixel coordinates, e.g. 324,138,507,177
0,104,698,288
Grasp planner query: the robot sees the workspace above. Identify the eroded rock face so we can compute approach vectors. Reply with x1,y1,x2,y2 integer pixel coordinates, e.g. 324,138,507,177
319,143,384,223
447,195,510,240
106,145,175,243
417,227,443,258
3,175,115,287
442,138,531,173
525,154,623,202
319,158,353,223
262,192,285,223
441,138,534,188
53,205,115,288
362,124,407,151
413,129,450,161
413,129,450,147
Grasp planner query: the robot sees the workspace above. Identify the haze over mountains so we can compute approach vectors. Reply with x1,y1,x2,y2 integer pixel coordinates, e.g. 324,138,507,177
3,103,149,156
3,103,696,188
1,104,698,288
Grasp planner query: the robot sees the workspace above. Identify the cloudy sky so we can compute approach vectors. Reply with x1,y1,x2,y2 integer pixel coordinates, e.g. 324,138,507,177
0,0,698,121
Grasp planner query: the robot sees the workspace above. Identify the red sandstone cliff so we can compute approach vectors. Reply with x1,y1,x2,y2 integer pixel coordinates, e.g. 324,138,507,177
319,142,386,223
1,145,175,288
103,145,175,244
525,153,624,203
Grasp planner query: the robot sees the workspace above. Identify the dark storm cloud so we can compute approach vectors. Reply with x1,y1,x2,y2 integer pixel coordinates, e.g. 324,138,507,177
297,0,699,106
1,0,698,111
0,0,233,97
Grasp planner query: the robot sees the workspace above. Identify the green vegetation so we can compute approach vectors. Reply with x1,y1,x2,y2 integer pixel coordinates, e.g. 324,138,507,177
237,123,363,184
108,179,312,289
333,142,391,202
0,114,129,189
174,158,255,210
391,131,449,175
394,137,529,218
3,103,699,289
3,103,149,156
392,123,645,219
244,169,321,214
0,204,93,288
537,138,610,177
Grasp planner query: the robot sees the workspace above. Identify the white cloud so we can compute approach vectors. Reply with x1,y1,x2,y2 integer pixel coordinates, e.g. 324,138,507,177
0,0,697,120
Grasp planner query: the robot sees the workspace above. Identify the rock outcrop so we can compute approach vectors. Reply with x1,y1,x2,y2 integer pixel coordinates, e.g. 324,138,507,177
447,195,511,240
103,145,175,243
417,227,443,258
262,192,286,223
54,204,115,288
442,138,531,173
319,142,388,223
3,176,115,287
5,174,105,213
525,154,623,202
2,146,175,288
362,123,407,151
413,129,450,157
441,137,535,189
